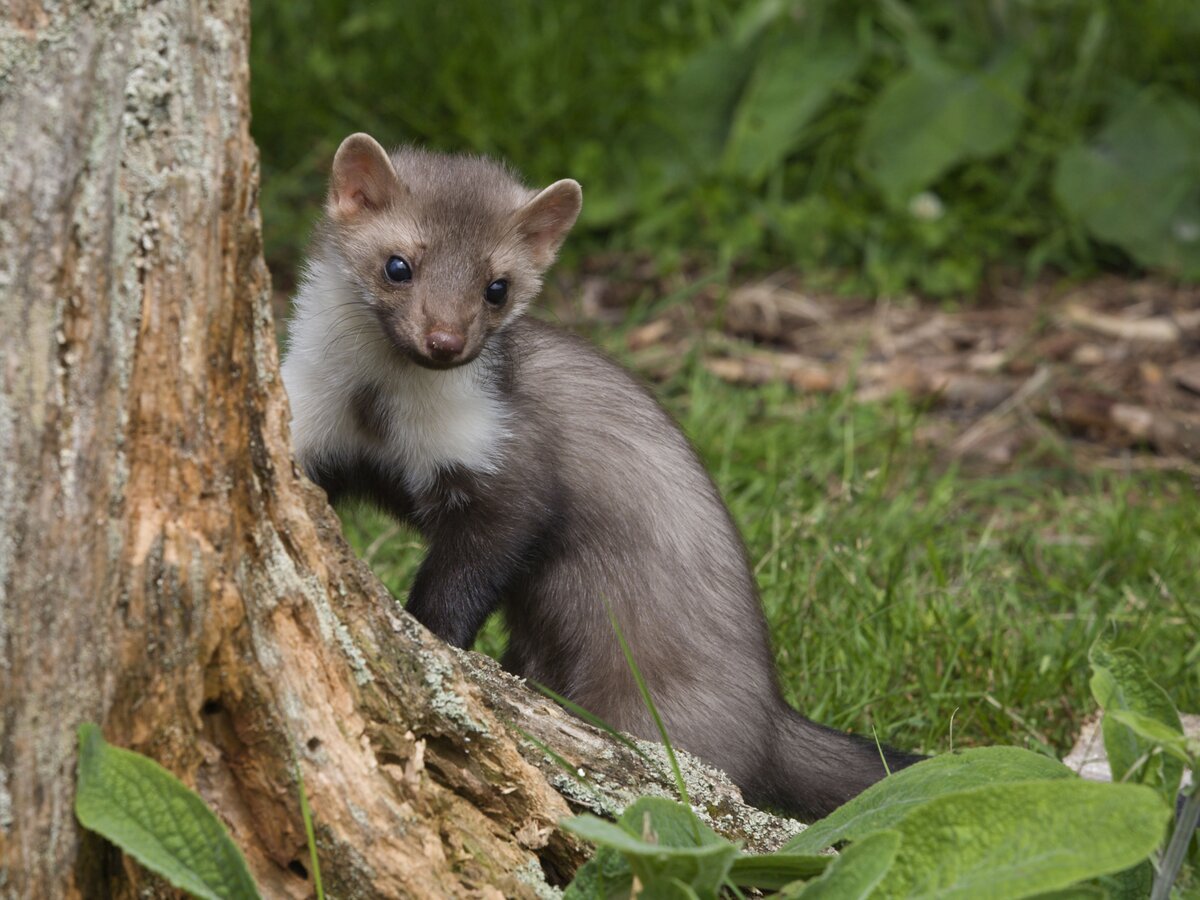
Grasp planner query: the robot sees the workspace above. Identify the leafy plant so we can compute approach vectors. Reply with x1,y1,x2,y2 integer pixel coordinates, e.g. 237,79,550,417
1055,88,1200,277
858,47,1031,210
862,779,1166,898
561,639,1196,898
1089,636,1185,803
779,830,898,899
563,746,1170,898
255,0,1200,296
564,797,742,898
564,795,833,899
1087,637,1199,900
783,746,1074,854
74,723,261,900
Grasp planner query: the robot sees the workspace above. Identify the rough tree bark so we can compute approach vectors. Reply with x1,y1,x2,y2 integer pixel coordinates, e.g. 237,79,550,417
0,1,797,897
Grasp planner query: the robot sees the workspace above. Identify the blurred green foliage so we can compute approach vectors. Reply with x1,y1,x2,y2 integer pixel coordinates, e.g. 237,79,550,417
252,0,1200,296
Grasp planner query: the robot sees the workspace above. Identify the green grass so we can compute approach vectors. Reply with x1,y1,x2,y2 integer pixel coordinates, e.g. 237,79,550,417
339,319,1199,759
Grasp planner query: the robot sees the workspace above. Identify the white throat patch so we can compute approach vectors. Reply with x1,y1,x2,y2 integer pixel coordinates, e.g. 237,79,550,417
281,256,511,495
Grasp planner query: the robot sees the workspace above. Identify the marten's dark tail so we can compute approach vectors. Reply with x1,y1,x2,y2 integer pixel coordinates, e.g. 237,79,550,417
743,708,922,821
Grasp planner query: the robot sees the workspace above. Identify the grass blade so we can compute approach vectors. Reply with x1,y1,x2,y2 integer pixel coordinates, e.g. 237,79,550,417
293,759,325,900
603,599,692,810
531,680,652,763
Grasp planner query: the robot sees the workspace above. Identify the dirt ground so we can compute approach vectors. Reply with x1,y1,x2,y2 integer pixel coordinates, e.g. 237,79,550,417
558,268,1200,479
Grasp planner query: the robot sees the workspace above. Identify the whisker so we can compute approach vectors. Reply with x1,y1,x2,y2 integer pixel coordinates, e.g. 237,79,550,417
353,336,393,367
327,310,378,332
300,298,372,314
321,324,381,361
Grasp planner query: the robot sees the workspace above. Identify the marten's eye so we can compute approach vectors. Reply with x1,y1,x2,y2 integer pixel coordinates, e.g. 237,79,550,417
384,256,412,284
484,279,509,308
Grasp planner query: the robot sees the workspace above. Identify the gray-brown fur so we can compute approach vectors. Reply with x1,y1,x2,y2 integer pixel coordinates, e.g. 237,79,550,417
281,134,918,820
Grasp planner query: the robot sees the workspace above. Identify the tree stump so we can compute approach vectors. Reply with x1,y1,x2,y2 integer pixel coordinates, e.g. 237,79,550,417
0,1,798,897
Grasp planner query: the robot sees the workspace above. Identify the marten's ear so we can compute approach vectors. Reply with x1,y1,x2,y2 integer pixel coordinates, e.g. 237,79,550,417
514,179,582,269
327,133,407,220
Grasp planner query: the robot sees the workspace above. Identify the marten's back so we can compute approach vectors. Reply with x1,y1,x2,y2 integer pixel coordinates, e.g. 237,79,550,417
493,318,784,786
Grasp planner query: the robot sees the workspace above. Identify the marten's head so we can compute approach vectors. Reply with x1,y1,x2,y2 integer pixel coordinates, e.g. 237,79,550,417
318,133,581,370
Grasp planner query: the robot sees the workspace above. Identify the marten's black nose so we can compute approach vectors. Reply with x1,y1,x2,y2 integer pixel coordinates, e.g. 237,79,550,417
426,330,465,361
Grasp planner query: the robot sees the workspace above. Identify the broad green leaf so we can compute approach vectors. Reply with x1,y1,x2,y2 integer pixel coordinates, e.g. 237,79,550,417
656,35,757,174
1055,89,1200,277
74,723,261,900
785,746,1073,854
1089,638,1184,802
575,42,755,228
562,798,739,899
1107,709,1193,765
564,798,724,899
562,845,631,900
566,798,828,896
1096,859,1154,900
728,850,830,889
641,878,702,900
724,25,863,182
562,815,702,857
652,1,781,180
616,797,726,848
859,48,1031,208
781,830,899,899
585,0,785,223
873,780,1169,899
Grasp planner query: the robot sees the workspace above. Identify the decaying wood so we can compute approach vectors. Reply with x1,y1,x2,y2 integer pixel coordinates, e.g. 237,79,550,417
0,2,798,897
459,653,803,855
